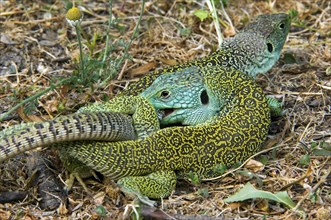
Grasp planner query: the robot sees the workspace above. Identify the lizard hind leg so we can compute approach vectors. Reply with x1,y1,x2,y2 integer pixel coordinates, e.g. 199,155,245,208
117,170,177,206
59,147,99,193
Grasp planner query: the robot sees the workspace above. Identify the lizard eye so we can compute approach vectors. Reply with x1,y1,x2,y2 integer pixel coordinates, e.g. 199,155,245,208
160,90,170,99
266,42,274,53
279,23,285,29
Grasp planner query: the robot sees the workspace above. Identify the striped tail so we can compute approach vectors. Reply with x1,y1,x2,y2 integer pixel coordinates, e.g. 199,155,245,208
0,112,136,162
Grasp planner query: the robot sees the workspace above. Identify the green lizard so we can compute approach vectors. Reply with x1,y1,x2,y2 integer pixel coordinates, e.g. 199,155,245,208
83,66,220,127
61,68,217,190
0,67,216,192
0,67,214,162
66,64,270,200
0,13,290,199
0,13,289,160
121,13,290,96
63,13,290,199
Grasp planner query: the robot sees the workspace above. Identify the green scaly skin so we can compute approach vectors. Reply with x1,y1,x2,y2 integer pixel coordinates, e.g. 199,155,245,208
86,66,220,127
141,66,220,126
0,112,136,161
0,66,215,192
0,71,212,162
0,13,290,199
60,69,219,192
65,13,290,199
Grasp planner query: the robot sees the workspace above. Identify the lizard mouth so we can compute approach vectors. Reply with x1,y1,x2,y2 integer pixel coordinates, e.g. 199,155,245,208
163,108,175,117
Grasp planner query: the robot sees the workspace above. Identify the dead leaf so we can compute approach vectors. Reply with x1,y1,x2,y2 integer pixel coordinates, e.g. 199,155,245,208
0,34,18,45
256,199,269,212
316,207,331,220
105,183,121,201
17,106,47,122
245,159,265,172
93,191,106,205
227,202,241,210
224,26,236,37
0,210,11,220
158,58,178,66
45,98,59,113
128,62,157,77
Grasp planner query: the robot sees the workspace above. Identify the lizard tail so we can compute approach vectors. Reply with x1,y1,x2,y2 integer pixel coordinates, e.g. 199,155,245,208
0,112,136,162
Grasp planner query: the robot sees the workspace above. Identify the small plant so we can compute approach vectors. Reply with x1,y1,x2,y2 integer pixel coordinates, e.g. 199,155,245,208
65,1,145,87
0,0,145,121
66,5,86,82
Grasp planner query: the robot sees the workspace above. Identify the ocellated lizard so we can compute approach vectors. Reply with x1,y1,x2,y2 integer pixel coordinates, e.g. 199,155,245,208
64,13,291,199
0,13,290,199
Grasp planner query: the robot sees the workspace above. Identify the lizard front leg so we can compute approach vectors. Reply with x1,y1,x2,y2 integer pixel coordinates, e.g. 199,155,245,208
79,95,160,138
63,95,160,192
117,170,177,206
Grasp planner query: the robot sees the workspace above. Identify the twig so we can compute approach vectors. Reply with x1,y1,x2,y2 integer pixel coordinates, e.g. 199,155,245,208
99,0,114,75
291,163,331,214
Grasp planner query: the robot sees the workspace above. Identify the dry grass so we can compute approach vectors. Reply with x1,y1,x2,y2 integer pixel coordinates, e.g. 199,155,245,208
0,0,330,219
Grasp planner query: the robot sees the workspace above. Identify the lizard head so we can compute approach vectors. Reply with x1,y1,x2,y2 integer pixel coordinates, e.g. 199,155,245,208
246,13,291,63
141,67,220,126
222,13,291,77
241,13,291,42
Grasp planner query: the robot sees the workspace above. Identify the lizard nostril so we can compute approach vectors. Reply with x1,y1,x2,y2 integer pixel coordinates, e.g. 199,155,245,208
267,43,274,53
200,90,209,105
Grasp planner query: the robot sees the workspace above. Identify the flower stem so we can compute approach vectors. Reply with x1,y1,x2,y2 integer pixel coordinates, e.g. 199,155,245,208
76,25,85,82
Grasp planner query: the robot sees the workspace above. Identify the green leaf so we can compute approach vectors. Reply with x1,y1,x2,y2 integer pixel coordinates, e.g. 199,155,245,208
212,164,227,175
312,148,331,156
310,141,318,149
197,188,209,198
180,28,192,37
259,155,269,165
224,182,297,209
320,141,331,151
187,171,201,185
64,0,73,10
287,9,298,20
193,9,210,22
311,141,331,156
299,154,311,165
94,205,108,217
283,53,297,64
237,170,263,187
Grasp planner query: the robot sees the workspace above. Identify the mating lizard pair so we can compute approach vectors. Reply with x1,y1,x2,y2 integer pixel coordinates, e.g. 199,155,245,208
0,13,290,201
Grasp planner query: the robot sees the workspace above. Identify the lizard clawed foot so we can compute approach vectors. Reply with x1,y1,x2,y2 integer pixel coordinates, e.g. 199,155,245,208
64,172,90,194
135,194,157,207
123,199,142,219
